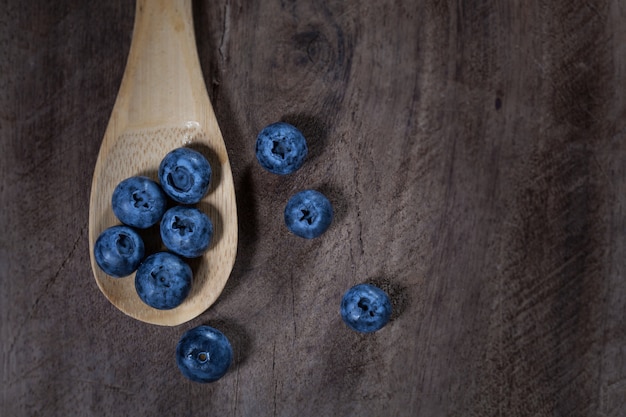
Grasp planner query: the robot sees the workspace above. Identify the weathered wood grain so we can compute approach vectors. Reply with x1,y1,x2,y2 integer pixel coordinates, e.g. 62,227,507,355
2,0,626,416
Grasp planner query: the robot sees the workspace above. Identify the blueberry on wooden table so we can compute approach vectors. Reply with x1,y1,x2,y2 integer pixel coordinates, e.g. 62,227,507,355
112,176,167,228
284,189,333,239
176,325,233,383
255,122,308,175
160,206,213,258
94,225,145,278
341,284,392,333
158,147,212,204
134,252,192,310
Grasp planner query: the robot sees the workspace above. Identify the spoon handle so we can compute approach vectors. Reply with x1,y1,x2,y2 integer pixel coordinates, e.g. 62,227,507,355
117,0,209,129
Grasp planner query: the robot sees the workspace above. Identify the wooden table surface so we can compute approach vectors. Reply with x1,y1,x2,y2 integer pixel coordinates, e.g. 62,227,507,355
3,1,626,416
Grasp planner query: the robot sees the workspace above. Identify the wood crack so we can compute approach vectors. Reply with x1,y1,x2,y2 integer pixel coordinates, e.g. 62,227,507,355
5,225,85,362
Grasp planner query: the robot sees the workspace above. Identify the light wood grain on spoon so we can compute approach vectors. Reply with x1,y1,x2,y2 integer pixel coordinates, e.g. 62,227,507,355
88,0,237,326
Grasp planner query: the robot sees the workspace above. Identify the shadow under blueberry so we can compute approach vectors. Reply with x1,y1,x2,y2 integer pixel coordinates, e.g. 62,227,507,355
365,276,409,322
316,183,348,226
136,223,165,257
184,142,222,195
204,318,252,369
281,113,329,163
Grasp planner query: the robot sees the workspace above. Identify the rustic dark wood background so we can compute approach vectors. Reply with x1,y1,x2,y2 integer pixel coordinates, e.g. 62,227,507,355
3,0,626,416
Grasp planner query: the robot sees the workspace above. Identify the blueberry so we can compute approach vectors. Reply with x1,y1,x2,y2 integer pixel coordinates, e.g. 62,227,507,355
135,252,192,310
160,206,213,258
94,225,145,278
255,122,308,175
340,284,392,333
176,325,233,383
112,176,167,228
284,189,333,239
158,147,212,204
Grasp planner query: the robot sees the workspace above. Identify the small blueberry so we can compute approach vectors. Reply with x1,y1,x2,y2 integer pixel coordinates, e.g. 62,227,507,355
255,122,308,175
284,189,333,239
94,225,145,278
176,325,233,383
135,252,192,310
158,147,212,204
340,284,392,333
112,176,167,229
160,206,213,258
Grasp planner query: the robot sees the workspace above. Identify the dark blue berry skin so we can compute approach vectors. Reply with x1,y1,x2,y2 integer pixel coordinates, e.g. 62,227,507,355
158,147,212,204
112,176,167,229
255,122,308,175
160,206,213,258
340,284,392,333
94,225,145,278
135,252,192,310
284,189,333,239
176,325,233,383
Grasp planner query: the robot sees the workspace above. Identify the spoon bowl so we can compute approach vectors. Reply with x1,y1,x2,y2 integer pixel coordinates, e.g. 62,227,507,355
88,0,237,326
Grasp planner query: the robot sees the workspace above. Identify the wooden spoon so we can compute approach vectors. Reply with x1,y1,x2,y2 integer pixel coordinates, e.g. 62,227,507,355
88,0,237,326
